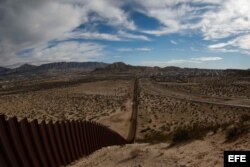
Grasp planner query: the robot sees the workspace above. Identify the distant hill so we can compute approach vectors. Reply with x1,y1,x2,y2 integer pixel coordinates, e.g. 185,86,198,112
0,67,11,75
0,62,109,75
1,61,249,77
11,64,37,74
36,62,108,72
94,62,135,73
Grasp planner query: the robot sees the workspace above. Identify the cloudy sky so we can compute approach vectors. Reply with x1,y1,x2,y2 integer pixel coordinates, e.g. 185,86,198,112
0,0,250,69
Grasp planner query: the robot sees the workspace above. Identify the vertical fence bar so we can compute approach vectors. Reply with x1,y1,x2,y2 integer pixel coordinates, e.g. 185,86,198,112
0,149,9,167
78,121,86,155
89,122,96,153
75,121,83,156
82,121,90,155
19,118,42,167
85,121,94,154
0,115,21,167
98,123,104,149
93,122,99,151
59,122,71,163
46,121,61,166
39,121,57,167
30,120,50,167
69,121,79,160
65,121,77,161
7,117,32,167
71,120,81,158
95,123,101,150
89,122,96,151
54,122,67,165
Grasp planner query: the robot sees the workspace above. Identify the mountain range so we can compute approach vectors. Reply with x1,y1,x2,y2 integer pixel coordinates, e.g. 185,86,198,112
0,61,249,77
0,62,108,75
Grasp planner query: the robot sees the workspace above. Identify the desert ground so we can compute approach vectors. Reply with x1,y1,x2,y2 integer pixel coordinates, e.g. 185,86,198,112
0,72,249,167
0,75,134,138
70,131,250,167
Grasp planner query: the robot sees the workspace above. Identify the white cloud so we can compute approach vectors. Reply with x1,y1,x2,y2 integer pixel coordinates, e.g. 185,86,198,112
0,0,136,65
67,31,122,41
116,47,152,52
142,56,223,67
33,41,104,62
64,30,151,42
136,47,152,51
208,34,250,54
5,41,105,66
0,0,83,65
1,0,250,66
117,31,151,41
170,40,178,45
233,35,250,50
191,57,222,61
200,0,250,40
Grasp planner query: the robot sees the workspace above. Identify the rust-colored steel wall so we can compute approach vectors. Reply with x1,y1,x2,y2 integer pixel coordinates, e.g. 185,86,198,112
0,115,128,167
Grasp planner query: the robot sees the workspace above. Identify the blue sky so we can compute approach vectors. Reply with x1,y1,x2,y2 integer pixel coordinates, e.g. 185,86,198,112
1,0,250,69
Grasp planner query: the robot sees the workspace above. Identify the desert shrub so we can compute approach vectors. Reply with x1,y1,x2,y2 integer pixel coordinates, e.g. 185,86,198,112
240,114,250,123
172,123,221,144
136,130,170,144
226,126,242,141
130,148,142,158
225,123,249,142
172,127,191,142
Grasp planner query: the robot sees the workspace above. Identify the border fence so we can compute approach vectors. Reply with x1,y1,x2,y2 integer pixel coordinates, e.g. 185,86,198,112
0,78,139,167
0,115,130,167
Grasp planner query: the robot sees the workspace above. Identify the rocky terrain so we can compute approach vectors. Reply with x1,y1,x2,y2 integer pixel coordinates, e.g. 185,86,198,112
0,62,250,167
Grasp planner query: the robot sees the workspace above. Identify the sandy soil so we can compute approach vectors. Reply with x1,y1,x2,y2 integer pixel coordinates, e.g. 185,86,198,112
136,87,250,141
157,77,250,99
69,130,250,167
140,78,250,107
98,99,133,138
0,80,133,124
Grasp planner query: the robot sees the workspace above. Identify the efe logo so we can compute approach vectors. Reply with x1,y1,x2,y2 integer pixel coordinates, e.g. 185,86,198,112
228,155,246,162
224,151,250,167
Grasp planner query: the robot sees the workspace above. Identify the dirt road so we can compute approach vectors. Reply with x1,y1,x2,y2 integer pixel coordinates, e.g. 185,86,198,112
140,78,250,108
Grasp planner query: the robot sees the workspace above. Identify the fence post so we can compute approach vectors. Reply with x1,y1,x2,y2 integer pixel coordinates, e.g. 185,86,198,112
65,121,77,161
75,121,84,156
53,121,67,165
90,121,98,151
39,121,57,167
82,121,90,155
46,121,62,165
19,118,42,167
8,117,32,167
69,120,80,159
59,122,71,163
0,148,8,167
85,121,94,154
0,115,20,167
30,119,50,167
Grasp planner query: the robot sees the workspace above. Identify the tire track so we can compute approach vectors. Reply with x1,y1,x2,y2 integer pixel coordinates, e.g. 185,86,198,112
127,77,139,143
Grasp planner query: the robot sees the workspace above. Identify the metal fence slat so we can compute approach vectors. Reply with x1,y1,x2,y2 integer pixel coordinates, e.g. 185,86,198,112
30,120,50,167
0,115,21,167
70,121,80,158
65,121,77,160
19,118,42,167
53,122,67,165
7,117,32,167
59,122,71,163
39,121,57,167
46,121,62,165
